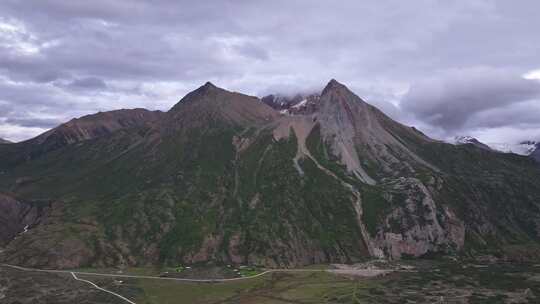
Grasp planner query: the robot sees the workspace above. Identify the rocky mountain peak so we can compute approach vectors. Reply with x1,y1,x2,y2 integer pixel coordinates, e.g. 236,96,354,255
197,81,220,95
203,81,216,88
321,78,348,96
170,82,224,110
168,81,277,127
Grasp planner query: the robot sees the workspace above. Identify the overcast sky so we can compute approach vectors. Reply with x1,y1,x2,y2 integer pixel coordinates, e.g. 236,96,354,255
0,0,539,144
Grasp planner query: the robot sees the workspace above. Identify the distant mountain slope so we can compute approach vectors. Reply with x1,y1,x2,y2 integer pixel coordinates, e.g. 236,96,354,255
0,108,164,169
0,138,11,144
474,140,540,163
1,80,540,269
31,108,165,149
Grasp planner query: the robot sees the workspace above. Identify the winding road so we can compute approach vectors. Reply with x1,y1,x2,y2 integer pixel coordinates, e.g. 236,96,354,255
1,263,330,304
70,272,137,304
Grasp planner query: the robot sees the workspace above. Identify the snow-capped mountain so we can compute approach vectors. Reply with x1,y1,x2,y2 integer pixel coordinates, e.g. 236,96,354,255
488,141,538,156
452,136,492,151
452,137,539,162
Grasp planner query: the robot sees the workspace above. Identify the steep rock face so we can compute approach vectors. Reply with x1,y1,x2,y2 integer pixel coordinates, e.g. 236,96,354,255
370,178,465,258
313,80,437,184
267,81,470,260
1,201,95,269
297,86,462,258
0,193,52,247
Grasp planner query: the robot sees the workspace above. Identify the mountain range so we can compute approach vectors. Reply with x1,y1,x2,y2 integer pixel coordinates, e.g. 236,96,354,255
1,80,540,269
454,136,540,161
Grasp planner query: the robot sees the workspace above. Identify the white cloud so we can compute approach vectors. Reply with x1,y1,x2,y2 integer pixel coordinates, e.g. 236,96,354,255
524,69,540,81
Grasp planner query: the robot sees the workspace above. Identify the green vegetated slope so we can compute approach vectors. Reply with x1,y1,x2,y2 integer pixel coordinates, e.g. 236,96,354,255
0,121,366,267
0,83,369,268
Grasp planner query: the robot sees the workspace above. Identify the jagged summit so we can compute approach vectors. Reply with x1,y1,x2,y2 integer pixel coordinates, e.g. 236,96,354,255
197,81,220,94
264,79,366,116
169,82,225,110
321,78,345,95
320,79,367,101
203,81,216,88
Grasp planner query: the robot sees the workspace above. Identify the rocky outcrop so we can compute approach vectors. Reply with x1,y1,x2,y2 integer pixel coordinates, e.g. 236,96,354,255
1,201,96,269
0,193,52,247
371,178,465,259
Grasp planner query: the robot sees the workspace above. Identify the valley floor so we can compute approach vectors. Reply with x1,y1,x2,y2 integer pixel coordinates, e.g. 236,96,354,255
1,260,539,303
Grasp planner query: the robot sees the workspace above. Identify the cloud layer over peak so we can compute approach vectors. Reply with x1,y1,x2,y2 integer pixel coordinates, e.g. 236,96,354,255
0,0,539,145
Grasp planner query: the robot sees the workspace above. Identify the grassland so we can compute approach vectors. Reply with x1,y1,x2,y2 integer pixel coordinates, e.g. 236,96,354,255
4,259,540,303
129,261,540,303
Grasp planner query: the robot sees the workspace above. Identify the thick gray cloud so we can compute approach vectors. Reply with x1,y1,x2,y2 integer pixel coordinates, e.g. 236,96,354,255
0,0,539,144
5,117,62,129
65,77,107,90
401,68,540,131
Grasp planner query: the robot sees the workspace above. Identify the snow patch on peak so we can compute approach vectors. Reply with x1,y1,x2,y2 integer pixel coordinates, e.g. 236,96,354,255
291,99,308,109
453,136,476,145
451,136,540,156
451,136,492,151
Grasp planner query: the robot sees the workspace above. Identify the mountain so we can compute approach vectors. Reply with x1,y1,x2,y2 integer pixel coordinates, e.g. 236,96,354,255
0,109,164,170
516,141,540,162
2,80,540,269
262,93,320,115
483,140,540,162
0,138,11,144
169,82,277,128
489,141,538,156
453,136,492,151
